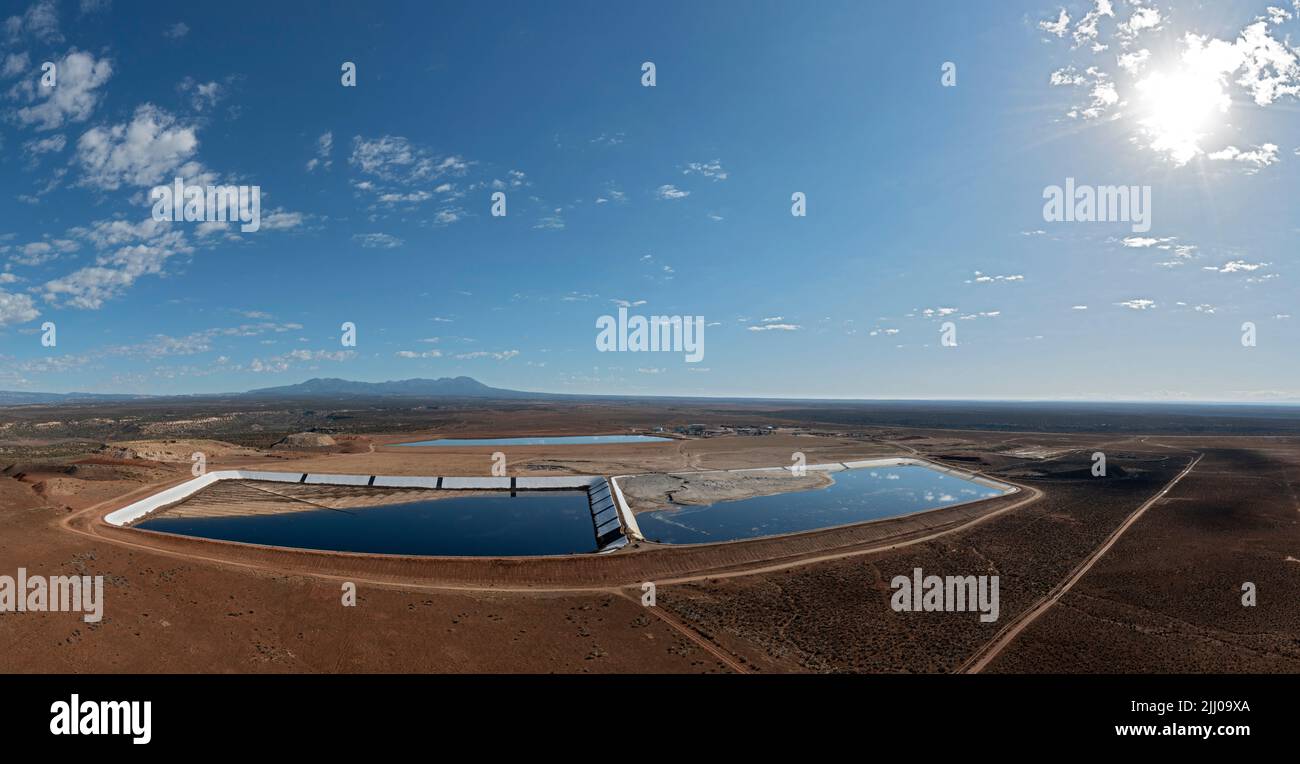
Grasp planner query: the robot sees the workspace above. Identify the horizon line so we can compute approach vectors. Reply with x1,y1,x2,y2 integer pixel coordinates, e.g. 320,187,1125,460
3,379,1300,408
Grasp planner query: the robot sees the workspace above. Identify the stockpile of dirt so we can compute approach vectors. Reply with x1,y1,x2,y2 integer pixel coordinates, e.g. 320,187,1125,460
620,469,833,512
32,477,83,497
272,432,339,450
101,439,264,462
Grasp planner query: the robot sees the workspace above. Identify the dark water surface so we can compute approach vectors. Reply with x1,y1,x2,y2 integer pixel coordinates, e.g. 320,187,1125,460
139,490,597,556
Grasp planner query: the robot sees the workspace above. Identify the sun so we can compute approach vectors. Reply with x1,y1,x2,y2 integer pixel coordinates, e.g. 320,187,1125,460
1134,66,1230,165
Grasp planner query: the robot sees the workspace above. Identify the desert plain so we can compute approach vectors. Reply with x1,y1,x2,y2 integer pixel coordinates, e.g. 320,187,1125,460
2,397,1298,674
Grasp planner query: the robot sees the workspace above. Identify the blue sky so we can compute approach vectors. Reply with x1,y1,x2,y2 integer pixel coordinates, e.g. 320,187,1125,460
0,0,1297,400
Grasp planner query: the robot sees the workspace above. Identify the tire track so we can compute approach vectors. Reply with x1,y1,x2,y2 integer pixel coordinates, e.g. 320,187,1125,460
615,589,749,673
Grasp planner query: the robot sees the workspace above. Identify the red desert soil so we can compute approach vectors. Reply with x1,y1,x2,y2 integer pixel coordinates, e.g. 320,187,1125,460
2,426,1298,673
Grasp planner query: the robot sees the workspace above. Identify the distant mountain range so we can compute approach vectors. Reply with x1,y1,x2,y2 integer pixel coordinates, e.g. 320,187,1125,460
242,376,547,399
0,390,148,405
0,377,549,405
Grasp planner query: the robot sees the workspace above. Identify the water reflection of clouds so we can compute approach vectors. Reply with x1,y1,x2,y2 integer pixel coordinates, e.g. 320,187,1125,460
639,463,1011,544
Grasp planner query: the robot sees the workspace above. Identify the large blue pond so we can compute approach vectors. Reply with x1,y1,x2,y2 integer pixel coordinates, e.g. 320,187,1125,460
138,490,597,556
635,465,1008,545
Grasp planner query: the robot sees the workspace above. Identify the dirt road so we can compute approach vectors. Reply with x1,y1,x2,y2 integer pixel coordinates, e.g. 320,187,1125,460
959,452,1203,674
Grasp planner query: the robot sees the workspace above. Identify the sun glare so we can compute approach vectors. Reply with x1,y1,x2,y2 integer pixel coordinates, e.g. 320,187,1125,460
1134,66,1230,165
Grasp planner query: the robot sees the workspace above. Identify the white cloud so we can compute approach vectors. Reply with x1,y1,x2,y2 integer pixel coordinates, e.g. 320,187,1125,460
1072,0,1115,50
1122,236,1199,267
597,182,627,205
30,218,253,313
432,208,463,225
1047,15,1299,165
70,217,173,249
0,289,39,326
488,169,527,190
13,354,91,375
682,159,727,181
1,52,29,78
259,210,304,231
75,104,199,189
1087,77,1119,117
22,133,65,159
1203,259,1270,273
78,0,111,15
353,232,403,249
454,350,519,360
178,77,224,112
966,271,1024,284
377,191,432,203
14,50,112,130
1051,63,1121,121
1117,49,1150,75
1117,298,1156,310
1117,6,1161,41
1121,236,1172,248
163,22,189,39
1049,67,1086,86
348,136,472,226
11,237,77,266
747,323,800,332
5,0,62,44
350,135,469,183
249,348,353,373
1266,6,1293,25
1207,143,1280,171
534,213,565,230
1039,9,1070,38
655,184,689,200
1228,22,1299,106
306,131,333,172
43,224,193,309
